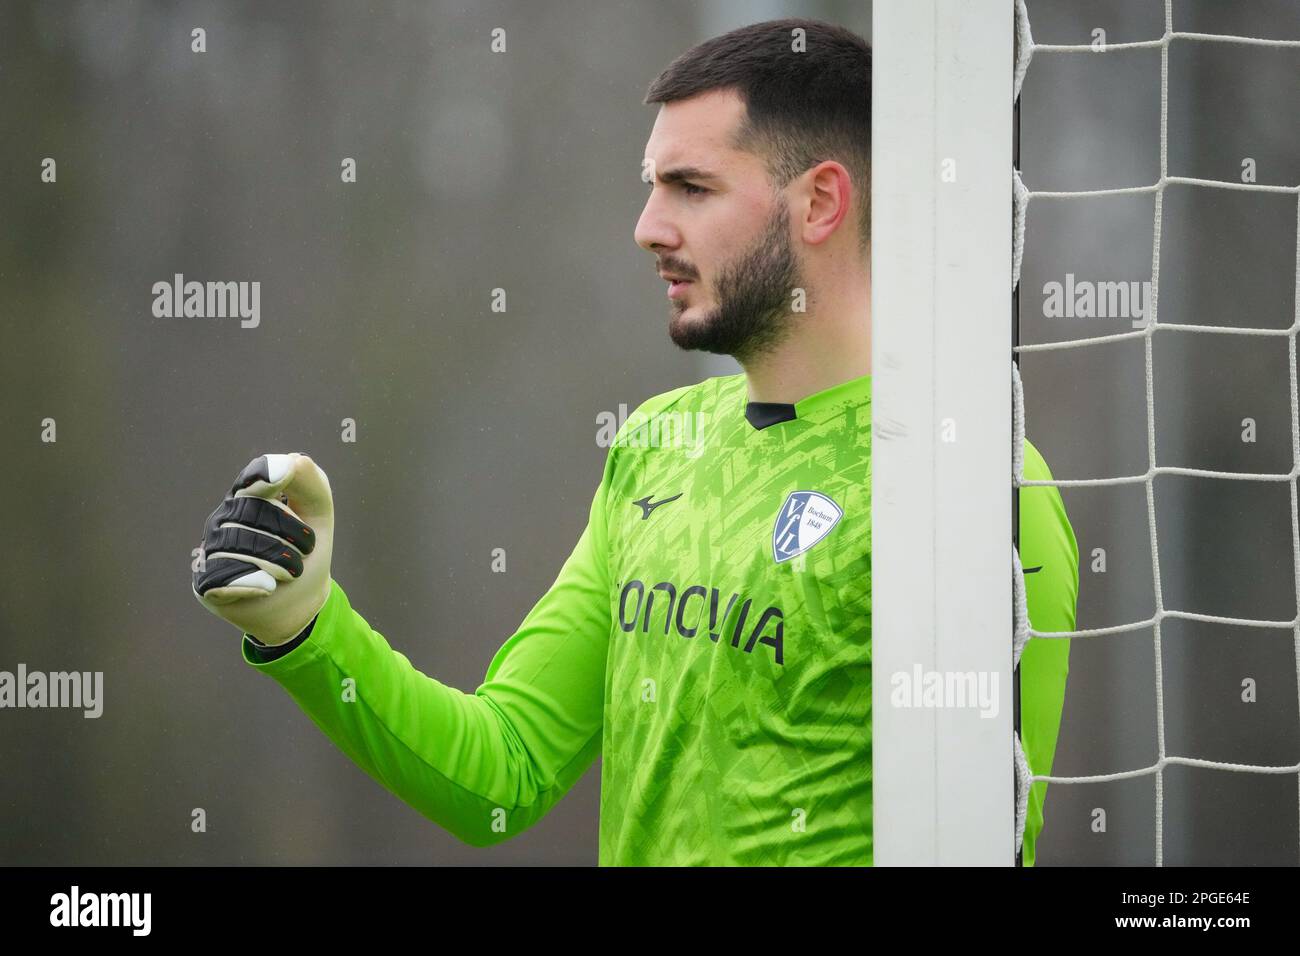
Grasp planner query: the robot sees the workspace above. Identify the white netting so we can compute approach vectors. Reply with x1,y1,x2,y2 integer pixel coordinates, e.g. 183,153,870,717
1014,730,1032,854
1011,0,1300,865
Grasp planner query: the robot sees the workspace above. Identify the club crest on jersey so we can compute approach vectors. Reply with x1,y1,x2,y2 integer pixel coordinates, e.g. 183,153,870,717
772,491,843,563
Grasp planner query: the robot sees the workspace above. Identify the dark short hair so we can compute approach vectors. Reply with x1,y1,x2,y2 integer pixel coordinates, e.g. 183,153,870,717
644,18,872,255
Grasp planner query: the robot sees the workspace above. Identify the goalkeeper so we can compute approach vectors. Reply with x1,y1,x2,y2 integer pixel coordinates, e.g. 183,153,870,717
193,18,1077,865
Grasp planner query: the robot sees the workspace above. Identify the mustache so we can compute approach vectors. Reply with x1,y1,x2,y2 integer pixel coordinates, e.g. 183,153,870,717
657,260,698,281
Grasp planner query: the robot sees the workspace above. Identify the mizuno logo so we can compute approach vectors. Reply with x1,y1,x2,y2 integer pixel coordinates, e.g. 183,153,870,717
1024,565,1042,574
633,493,682,519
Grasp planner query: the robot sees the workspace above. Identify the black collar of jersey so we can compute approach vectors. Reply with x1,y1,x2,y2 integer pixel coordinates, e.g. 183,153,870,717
744,401,797,430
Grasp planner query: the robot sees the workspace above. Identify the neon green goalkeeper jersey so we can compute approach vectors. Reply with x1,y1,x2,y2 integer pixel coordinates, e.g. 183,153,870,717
242,372,1077,865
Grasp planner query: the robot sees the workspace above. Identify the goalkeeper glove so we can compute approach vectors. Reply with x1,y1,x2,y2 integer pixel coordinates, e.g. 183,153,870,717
192,452,334,646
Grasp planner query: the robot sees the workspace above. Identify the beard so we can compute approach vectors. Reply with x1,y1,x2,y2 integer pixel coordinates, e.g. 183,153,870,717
666,202,803,364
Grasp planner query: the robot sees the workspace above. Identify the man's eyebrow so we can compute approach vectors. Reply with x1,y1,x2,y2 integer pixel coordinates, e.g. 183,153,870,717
651,165,721,185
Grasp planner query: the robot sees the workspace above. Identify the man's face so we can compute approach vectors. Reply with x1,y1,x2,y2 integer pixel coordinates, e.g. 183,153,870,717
634,88,803,362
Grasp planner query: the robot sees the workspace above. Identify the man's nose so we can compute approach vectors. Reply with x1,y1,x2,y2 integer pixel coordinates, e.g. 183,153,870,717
634,194,678,253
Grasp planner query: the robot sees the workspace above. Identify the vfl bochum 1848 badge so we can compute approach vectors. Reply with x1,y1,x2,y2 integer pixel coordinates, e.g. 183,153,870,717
772,491,843,563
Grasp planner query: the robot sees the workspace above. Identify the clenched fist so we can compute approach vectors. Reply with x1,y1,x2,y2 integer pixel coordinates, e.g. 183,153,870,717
192,453,334,645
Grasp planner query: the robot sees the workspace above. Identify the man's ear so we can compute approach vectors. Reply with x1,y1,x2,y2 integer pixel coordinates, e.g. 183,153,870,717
802,160,853,247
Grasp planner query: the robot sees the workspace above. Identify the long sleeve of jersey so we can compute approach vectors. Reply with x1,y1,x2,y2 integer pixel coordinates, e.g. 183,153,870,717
1018,438,1079,866
238,450,616,849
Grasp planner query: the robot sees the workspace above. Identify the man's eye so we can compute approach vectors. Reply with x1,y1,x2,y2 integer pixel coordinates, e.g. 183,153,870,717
643,179,708,196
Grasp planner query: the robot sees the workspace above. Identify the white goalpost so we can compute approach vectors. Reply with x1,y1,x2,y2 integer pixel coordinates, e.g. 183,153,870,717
871,0,1016,865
